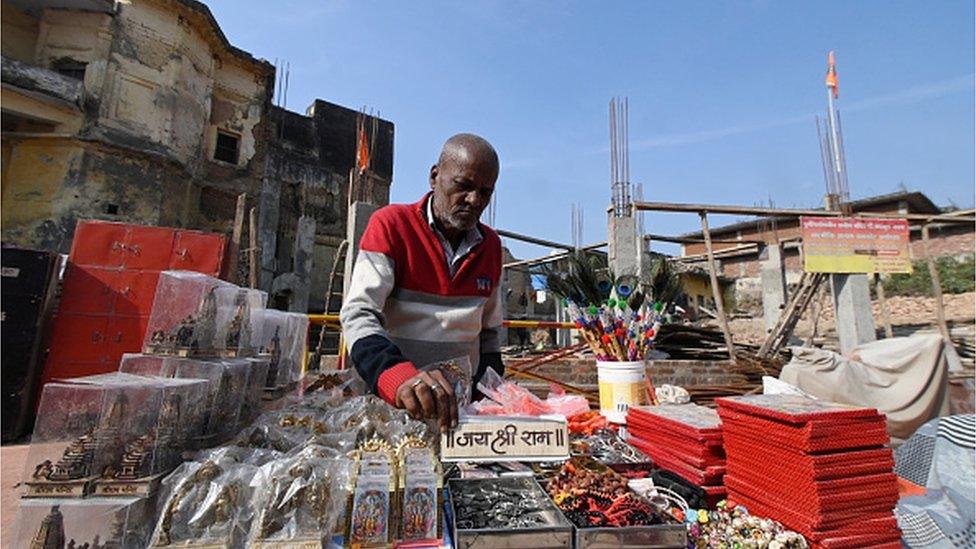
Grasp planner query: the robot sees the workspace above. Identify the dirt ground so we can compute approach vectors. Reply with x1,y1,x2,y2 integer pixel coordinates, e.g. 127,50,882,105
727,291,976,346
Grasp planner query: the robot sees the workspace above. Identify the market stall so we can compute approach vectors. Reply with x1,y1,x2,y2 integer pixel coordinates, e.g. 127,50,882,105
12,269,921,549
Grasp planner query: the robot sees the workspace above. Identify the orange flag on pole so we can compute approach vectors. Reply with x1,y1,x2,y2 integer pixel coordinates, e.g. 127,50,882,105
356,116,370,173
825,50,839,99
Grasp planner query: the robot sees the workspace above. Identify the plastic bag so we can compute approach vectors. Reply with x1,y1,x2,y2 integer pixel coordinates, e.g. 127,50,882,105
469,367,590,417
655,384,691,405
194,445,283,467
475,367,549,415
248,451,354,544
302,368,365,398
151,458,260,547
233,412,311,453
544,393,591,417
419,355,473,408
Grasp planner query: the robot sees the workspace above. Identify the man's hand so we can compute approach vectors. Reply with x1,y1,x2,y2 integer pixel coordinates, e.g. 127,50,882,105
394,369,458,434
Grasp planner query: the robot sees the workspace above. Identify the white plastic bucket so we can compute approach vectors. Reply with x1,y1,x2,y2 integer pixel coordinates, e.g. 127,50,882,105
597,360,647,423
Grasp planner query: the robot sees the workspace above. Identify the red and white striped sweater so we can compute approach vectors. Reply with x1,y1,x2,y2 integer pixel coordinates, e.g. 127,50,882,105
340,193,504,403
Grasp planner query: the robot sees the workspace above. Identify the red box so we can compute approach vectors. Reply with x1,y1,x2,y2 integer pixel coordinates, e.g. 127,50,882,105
42,220,226,387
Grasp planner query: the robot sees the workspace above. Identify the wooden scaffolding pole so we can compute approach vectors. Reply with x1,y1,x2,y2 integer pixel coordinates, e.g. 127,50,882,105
699,212,736,362
248,206,259,289
875,273,893,339
227,193,247,284
922,224,951,342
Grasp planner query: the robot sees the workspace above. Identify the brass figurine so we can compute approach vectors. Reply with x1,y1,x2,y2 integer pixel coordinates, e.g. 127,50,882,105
156,461,223,546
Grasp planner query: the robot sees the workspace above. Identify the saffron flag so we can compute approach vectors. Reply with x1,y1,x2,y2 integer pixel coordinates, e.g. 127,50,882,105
356,117,370,173
825,50,839,99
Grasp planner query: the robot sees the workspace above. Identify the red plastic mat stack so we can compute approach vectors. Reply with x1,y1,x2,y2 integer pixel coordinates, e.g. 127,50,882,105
716,394,901,549
625,404,726,503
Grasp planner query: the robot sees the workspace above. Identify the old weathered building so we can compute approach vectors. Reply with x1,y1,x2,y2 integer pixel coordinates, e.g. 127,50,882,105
1,0,392,311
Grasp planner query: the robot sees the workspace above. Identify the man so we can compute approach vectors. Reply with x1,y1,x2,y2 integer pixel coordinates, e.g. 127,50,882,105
340,133,504,433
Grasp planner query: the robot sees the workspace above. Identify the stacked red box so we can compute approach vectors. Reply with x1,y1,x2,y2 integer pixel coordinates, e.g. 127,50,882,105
625,404,726,504
716,394,901,549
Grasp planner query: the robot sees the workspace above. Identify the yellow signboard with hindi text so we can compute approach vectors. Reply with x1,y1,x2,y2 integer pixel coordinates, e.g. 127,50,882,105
801,216,912,274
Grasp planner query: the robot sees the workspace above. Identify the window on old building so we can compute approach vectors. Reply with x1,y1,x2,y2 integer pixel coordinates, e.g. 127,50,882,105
52,59,87,81
213,130,240,164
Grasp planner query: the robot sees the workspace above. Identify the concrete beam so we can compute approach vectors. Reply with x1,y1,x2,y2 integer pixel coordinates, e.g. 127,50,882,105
633,200,975,224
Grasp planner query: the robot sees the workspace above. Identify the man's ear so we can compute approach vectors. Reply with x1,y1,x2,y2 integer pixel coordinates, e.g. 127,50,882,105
429,164,438,189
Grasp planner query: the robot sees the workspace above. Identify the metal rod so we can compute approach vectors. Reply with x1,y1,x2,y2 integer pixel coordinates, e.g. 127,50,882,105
816,116,835,196
503,242,608,269
834,110,850,201
283,61,290,110
699,212,737,362
495,229,577,250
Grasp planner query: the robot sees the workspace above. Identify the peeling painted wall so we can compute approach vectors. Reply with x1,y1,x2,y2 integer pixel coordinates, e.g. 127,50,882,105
99,0,214,166
208,59,264,166
1,0,396,313
0,137,187,252
1,3,38,63
35,9,114,67
2,0,274,251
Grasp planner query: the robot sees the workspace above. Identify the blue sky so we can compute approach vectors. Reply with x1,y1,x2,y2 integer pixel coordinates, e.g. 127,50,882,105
208,1,974,259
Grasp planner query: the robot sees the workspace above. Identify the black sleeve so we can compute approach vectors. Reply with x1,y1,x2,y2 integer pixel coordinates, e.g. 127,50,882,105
349,334,410,393
472,352,505,401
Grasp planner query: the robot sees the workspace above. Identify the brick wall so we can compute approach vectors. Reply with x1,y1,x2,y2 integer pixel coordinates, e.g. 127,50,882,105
522,358,747,391
909,224,975,260
646,360,749,387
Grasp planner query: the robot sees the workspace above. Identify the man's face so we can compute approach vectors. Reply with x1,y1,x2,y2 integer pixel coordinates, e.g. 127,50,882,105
429,151,497,233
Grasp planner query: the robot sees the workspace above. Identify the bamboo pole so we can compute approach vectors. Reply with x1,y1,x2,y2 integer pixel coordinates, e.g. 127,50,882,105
922,224,951,342
875,273,893,338
228,193,247,283
313,240,349,360
700,212,737,362
248,207,259,289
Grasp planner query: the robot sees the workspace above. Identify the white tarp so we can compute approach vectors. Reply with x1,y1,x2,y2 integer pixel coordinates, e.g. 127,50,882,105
781,334,952,442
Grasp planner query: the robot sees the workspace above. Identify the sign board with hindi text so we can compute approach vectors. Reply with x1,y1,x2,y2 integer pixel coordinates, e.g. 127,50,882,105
440,416,569,462
801,216,912,274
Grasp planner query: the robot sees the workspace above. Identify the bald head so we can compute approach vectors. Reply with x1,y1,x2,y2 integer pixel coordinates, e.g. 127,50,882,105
429,133,499,238
437,133,499,179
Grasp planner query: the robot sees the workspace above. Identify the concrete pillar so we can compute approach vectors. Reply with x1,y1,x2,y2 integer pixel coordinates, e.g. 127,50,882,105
555,299,570,347
289,215,316,313
343,201,380,297
638,238,654,290
830,273,876,354
257,176,280,292
608,209,639,277
760,243,787,334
